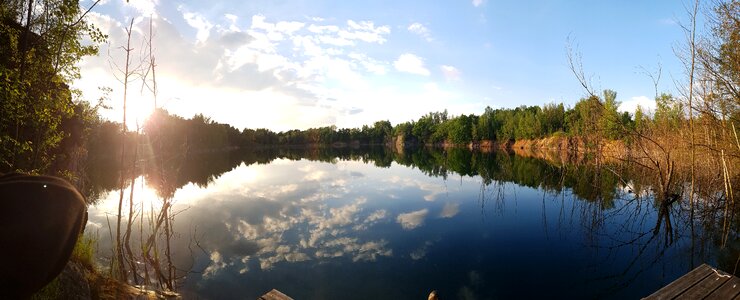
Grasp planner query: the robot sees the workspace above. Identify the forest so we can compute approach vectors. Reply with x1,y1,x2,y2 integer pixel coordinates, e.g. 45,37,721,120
79,90,679,153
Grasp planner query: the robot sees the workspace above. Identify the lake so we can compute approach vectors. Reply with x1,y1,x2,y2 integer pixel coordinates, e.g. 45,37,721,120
85,147,738,299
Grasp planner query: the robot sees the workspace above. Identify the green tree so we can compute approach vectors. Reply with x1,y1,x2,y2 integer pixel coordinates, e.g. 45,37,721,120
412,111,447,144
0,0,105,172
498,109,518,141
447,114,473,144
476,106,497,141
517,106,542,139
634,105,645,132
372,120,392,144
600,89,622,139
393,121,414,144
654,93,683,129
541,103,565,135
567,95,603,150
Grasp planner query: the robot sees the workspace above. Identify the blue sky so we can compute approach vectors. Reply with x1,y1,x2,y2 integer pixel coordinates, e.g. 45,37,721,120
75,0,694,131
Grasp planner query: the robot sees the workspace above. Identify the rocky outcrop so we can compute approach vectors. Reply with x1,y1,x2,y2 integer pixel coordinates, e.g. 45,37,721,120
509,136,627,165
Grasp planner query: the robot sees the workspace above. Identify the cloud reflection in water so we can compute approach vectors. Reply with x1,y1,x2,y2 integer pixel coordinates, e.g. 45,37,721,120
91,159,480,295
92,159,450,281
396,209,429,230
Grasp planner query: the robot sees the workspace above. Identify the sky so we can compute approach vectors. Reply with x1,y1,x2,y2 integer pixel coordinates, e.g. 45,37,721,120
74,0,697,132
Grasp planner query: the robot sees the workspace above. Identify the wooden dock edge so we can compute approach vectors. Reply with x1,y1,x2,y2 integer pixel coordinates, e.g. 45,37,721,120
642,264,740,299
259,289,293,300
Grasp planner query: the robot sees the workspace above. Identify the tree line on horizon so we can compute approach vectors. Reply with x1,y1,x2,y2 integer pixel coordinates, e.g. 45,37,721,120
100,89,681,154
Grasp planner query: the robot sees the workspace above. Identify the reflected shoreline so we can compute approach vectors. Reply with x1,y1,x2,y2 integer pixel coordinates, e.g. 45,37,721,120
84,146,739,299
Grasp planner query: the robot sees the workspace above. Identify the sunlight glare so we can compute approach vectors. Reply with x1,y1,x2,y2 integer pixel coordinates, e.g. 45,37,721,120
122,93,156,130
92,176,163,218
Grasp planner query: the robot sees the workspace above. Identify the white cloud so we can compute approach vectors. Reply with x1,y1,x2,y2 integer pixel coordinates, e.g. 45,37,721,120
386,175,448,201
250,15,271,31
408,22,432,42
79,9,465,131
619,95,656,115
275,21,305,34
440,202,460,218
307,24,340,34
306,20,391,47
316,35,355,47
348,52,387,75
87,160,411,278
325,202,362,228
78,14,317,130
394,53,430,76
353,209,388,231
352,240,393,262
365,209,387,223
84,12,120,34
348,20,390,35
441,65,461,81
250,15,305,41
224,14,239,31
472,0,484,7
397,209,429,230
183,11,214,43
340,20,391,44
410,240,435,260
203,251,227,278
224,14,238,23
259,248,311,270
124,0,157,16
315,237,392,262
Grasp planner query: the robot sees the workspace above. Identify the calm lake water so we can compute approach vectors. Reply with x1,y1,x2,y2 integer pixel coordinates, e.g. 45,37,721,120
86,148,738,299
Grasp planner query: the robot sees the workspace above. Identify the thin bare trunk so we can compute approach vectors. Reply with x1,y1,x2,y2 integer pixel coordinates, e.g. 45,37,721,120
115,18,135,281
143,200,171,289
18,0,34,82
140,183,148,286
687,0,698,225
124,123,140,284
149,17,157,109
164,205,174,290
720,150,730,245
733,123,740,153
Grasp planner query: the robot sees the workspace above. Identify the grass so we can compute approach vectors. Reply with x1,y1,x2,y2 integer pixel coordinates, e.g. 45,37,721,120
31,230,161,299
71,233,97,270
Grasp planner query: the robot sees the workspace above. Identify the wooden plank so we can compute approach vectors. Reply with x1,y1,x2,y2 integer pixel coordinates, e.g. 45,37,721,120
675,269,731,300
258,289,293,300
642,264,713,299
705,276,740,300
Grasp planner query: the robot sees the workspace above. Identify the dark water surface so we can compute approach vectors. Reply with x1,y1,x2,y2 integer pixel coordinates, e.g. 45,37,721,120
86,148,738,299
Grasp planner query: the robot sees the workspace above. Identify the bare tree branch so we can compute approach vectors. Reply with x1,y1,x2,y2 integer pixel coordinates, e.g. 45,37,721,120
566,35,596,98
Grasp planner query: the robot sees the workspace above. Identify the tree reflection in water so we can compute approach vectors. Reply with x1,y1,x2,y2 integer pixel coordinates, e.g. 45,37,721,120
83,146,738,297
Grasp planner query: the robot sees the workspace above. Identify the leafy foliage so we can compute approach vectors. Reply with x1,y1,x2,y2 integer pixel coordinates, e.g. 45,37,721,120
0,0,106,173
